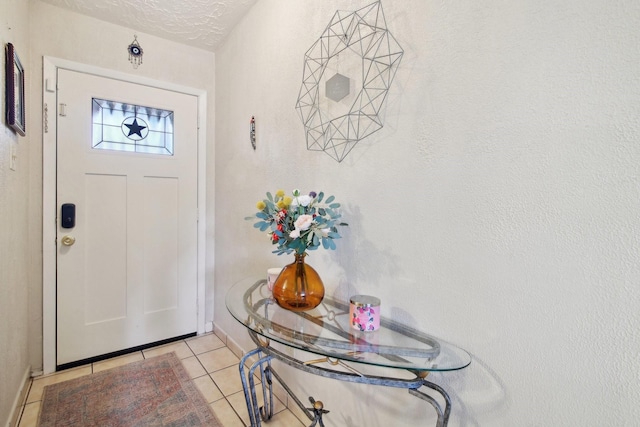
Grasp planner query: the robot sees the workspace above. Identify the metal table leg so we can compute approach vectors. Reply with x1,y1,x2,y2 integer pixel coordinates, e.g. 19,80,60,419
409,379,452,427
240,333,453,426
239,348,274,427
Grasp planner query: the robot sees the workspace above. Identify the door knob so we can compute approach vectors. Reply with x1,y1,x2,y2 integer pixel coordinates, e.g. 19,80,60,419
61,235,76,246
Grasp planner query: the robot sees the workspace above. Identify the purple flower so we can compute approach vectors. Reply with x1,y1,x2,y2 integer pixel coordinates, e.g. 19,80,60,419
309,191,317,198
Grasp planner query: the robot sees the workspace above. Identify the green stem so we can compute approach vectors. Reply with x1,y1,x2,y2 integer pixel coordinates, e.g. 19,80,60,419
294,253,307,298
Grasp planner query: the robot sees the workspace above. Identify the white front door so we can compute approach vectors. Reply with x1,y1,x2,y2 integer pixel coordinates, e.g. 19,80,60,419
56,69,199,366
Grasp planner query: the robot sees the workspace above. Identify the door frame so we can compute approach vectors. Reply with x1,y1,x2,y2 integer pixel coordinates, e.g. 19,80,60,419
42,57,208,374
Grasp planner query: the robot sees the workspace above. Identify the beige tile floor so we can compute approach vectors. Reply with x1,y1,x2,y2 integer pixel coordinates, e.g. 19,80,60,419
15,332,305,427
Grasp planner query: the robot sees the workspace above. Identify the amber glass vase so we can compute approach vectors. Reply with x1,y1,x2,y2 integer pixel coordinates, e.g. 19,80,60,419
272,253,325,311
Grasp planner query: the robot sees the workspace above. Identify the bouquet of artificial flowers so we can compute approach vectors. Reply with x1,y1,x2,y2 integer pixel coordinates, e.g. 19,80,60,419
248,189,347,255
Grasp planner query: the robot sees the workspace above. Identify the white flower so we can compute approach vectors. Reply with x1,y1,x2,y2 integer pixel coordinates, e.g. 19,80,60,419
294,214,314,231
320,228,330,237
291,194,313,207
289,214,314,240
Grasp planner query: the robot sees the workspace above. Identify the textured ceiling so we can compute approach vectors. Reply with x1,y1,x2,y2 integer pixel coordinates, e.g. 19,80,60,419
39,0,258,52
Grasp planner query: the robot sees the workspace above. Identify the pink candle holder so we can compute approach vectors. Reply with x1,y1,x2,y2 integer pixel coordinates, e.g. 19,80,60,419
349,295,380,332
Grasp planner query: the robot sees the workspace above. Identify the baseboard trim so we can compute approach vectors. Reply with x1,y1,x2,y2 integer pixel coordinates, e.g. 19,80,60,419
212,322,243,359
205,321,214,333
6,365,31,427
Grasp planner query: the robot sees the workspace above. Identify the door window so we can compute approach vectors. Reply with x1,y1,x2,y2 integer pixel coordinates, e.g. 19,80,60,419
92,98,174,155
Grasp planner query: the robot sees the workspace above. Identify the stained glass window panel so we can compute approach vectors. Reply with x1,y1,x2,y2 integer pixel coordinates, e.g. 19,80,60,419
92,98,174,155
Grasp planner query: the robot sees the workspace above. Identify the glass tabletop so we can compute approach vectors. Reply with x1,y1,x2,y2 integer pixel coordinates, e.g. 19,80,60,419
226,278,471,372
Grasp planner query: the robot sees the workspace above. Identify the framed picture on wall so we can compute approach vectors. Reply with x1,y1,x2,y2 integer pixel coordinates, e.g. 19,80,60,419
6,43,25,136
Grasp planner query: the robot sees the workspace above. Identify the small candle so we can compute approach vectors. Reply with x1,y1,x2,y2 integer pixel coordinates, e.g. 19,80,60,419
349,295,381,332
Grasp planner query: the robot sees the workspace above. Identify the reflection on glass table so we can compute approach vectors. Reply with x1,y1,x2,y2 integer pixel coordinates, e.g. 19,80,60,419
226,278,471,427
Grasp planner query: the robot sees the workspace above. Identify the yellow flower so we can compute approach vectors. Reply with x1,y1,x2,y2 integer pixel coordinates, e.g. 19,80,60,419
275,189,285,198
276,200,286,209
283,196,293,207
256,201,266,210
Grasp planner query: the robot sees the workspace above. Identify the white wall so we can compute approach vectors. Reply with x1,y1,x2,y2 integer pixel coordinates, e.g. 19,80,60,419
214,0,640,425
0,0,31,424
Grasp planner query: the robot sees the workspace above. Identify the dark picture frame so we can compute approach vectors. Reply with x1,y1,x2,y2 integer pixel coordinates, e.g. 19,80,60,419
5,43,25,136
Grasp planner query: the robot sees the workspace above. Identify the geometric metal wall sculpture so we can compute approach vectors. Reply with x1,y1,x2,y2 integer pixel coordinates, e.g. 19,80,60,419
295,1,404,162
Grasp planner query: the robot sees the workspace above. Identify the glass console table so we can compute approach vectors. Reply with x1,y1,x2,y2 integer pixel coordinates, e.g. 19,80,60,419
226,278,471,427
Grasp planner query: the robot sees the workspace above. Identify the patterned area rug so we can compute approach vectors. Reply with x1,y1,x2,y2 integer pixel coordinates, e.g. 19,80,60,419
37,352,222,427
